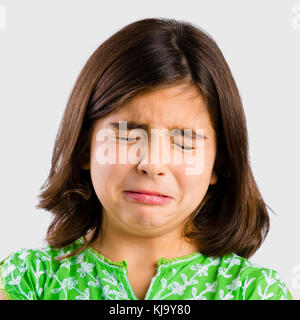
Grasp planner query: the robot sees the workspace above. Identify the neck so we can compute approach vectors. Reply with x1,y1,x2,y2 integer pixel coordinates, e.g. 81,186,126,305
84,225,199,269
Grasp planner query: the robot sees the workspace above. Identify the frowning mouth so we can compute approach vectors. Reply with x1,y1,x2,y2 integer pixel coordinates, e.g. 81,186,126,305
123,191,173,205
124,190,172,198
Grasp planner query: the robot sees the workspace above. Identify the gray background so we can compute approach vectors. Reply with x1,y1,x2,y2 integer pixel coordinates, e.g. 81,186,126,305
0,0,299,299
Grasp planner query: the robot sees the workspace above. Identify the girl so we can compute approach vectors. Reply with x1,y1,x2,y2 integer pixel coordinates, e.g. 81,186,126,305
0,18,293,300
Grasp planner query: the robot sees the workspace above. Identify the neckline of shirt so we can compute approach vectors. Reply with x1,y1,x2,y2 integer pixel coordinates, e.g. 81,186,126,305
76,236,204,269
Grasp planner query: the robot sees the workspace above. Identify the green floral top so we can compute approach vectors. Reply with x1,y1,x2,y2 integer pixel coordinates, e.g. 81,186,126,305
0,236,293,300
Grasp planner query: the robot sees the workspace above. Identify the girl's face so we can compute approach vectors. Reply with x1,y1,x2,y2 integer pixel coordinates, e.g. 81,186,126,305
82,83,217,239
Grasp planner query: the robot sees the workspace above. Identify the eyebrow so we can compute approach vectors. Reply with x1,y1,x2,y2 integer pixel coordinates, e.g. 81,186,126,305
107,121,207,139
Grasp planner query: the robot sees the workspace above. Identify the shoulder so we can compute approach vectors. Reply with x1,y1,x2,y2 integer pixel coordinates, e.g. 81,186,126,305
218,253,293,300
0,246,47,300
0,238,84,300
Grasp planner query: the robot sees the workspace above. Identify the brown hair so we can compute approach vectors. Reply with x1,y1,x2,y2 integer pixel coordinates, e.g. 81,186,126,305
35,17,273,260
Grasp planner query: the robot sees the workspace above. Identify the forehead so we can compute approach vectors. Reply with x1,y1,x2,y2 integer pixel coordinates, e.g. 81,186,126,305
95,83,214,134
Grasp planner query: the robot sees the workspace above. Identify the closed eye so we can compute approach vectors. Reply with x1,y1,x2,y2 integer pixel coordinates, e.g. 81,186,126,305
174,143,194,150
118,137,137,141
117,136,194,150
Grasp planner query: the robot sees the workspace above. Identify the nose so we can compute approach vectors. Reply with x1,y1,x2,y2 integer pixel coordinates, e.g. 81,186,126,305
137,161,166,177
136,133,168,177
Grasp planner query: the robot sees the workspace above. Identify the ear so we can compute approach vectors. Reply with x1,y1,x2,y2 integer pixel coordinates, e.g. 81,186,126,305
210,170,218,185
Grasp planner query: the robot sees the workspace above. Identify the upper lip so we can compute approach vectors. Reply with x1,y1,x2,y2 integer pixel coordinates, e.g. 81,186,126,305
125,190,172,198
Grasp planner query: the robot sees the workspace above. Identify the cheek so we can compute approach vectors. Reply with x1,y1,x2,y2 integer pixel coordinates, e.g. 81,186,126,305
90,141,133,196
174,149,215,200
176,146,215,180
89,154,122,199
176,173,210,216
179,173,208,198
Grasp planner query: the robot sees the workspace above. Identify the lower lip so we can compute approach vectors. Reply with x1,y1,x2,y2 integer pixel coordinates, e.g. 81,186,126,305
123,191,172,205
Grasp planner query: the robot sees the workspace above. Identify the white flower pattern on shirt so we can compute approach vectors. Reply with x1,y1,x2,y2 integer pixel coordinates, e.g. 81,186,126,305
0,237,293,300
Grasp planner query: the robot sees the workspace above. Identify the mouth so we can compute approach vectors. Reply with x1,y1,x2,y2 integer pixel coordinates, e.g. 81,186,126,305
124,190,172,198
123,191,173,205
